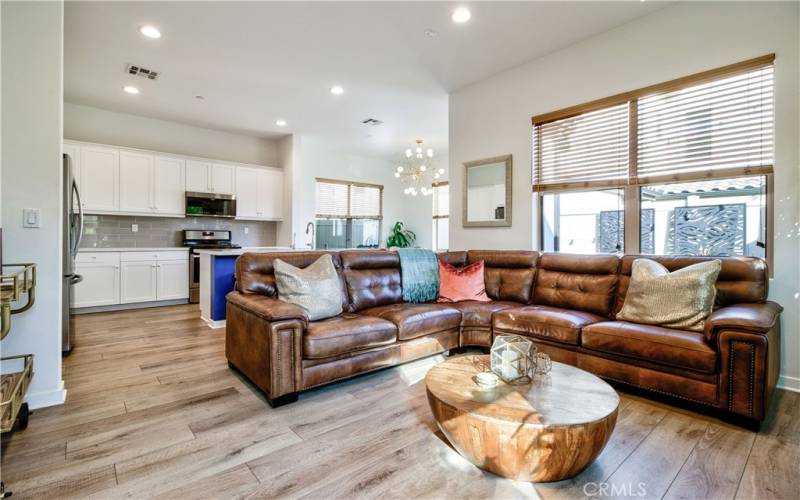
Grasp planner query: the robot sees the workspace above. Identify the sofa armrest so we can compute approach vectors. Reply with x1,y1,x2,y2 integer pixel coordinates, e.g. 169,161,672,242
226,292,308,325
704,301,783,340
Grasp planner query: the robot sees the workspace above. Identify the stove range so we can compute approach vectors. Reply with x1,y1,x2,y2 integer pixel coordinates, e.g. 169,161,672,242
183,230,241,303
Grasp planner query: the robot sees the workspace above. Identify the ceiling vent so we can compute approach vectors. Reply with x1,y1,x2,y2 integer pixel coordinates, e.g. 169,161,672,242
361,118,383,126
126,64,159,80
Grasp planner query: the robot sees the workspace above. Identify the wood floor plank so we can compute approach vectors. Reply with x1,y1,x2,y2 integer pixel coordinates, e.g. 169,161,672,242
602,411,708,499
736,391,800,500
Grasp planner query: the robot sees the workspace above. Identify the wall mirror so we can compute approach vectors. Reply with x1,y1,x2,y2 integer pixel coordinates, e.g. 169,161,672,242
463,155,512,227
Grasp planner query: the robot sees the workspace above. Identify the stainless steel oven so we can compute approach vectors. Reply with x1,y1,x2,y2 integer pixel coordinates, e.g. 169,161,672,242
183,230,240,303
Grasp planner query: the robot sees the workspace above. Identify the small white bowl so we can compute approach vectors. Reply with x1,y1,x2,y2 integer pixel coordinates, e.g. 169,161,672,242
476,371,499,387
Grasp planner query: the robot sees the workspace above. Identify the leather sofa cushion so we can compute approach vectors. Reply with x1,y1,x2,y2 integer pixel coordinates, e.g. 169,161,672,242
493,305,605,345
467,250,538,304
447,300,521,328
360,303,462,340
534,253,620,317
303,313,397,359
341,250,403,311
582,321,717,373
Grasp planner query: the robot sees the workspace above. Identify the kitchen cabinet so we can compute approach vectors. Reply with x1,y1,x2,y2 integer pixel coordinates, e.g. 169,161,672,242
121,260,158,303
212,164,235,195
154,156,186,215
73,253,120,308
119,151,155,213
80,145,119,212
185,161,235,195
235,166,283,220
156,259,189,300
73,250,189,310
186,160,212,193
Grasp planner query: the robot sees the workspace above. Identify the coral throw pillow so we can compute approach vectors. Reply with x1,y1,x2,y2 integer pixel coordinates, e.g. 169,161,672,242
437,259,490,303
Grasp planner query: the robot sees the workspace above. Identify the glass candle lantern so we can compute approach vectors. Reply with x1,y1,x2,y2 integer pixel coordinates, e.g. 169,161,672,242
490,334,536,384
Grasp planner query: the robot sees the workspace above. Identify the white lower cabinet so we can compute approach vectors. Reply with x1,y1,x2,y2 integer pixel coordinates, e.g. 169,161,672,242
73,253,121,308
156,259,189,300
73,251,188,309
121,260,158,303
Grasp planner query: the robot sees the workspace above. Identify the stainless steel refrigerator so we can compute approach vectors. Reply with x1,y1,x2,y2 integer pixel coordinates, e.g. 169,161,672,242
62,153,84,353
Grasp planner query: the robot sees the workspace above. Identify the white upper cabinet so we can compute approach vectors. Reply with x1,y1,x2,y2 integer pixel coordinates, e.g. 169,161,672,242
80,145,119,212
235,167,260,218
261,168,284,219
154,156,186,216
212,163,235,195
186,160,212,192
235,166,283,220
119,151,155,213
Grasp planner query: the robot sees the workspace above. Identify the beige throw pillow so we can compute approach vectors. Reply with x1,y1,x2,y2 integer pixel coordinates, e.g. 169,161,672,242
274,254,343,321
617,258,722,332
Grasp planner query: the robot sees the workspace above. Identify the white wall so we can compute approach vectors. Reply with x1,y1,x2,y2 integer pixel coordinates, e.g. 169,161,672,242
64,102,280,166
449,2,800,390
288,136,436,250
1,0,66,408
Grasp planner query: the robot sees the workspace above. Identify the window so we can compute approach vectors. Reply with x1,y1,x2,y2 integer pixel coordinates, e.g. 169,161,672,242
315,178,382,249
432,182,449,251
533,54,774,263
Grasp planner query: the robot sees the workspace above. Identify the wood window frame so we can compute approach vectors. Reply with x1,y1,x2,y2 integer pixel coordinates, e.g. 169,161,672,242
532,54,775,270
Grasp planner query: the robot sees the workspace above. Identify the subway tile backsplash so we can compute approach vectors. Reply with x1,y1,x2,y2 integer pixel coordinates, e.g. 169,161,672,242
80,215,277,248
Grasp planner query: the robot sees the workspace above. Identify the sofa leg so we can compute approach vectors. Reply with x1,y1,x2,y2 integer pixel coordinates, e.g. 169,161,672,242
267,392,299,408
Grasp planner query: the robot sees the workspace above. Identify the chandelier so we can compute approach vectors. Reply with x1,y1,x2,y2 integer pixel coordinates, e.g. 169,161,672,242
395,139,445,196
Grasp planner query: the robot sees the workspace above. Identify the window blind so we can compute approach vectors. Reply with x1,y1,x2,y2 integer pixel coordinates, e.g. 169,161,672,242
432,182,449,217
636,65,774,184
315,181,349,217
315,179,382,218
533,103,629,192
349,185,382,218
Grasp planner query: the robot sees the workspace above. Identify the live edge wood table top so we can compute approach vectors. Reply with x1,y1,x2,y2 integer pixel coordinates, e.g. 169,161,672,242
425,355,620,482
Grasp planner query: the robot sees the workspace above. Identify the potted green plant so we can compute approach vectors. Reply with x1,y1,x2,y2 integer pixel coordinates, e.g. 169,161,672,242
386,221,416,249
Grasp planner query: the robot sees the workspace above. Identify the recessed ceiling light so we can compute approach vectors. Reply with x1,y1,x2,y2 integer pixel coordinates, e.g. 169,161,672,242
424,29,439,37
330,85,344,95
452,7,471,24
276,119,287,127
123,85,140,95
139,25,161,39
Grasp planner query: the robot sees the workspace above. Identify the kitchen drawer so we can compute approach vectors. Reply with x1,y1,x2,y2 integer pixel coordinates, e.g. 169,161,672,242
154,250,188,261
76,252,120,265
120,250,187,262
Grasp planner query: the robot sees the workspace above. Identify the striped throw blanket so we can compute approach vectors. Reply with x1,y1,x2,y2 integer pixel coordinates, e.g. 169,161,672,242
397,248,440,303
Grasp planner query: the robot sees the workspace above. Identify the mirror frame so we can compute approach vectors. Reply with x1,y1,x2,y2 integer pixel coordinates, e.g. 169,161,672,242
462,154,512,228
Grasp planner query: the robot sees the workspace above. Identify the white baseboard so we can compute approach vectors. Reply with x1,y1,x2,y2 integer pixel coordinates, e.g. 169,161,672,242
201,316,226,329
25,381,66,409
777,374,800,393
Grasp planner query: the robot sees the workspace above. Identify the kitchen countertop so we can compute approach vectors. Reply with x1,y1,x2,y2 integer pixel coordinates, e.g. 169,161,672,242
78,247,189,253
193,246,294,256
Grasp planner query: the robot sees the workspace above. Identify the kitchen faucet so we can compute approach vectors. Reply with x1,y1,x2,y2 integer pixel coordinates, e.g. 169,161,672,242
305,222,315,249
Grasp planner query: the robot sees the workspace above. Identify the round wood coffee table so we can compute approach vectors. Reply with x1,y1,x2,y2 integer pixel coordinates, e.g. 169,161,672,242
425,355,619,482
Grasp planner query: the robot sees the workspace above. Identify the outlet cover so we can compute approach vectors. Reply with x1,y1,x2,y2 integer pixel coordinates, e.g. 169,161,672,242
244,227,249,234
131,224,139,233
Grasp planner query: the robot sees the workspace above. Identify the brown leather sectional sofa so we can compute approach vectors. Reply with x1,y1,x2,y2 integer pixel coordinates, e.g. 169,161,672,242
225,249,782,423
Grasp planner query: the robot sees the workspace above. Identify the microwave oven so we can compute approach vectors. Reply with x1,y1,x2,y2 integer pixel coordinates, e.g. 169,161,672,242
185,192,237,218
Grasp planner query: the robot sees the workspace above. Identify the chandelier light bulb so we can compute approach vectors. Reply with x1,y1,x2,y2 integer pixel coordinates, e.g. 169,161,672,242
394,172,400,178
434,173,440,179
427,149,433,158
416,147,422,154
419,165,427,172
397,166,404,173
405,149,412,158
438,168,445,174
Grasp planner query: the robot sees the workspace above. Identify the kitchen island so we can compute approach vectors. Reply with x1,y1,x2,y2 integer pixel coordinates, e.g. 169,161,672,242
195,246,293,328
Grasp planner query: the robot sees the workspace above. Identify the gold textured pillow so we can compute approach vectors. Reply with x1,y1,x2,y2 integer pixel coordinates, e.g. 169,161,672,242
617,259,722,332
274,254,343,321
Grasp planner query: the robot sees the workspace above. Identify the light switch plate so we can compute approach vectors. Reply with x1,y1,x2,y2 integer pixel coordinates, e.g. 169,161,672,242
23,208,41,228
244,227,249,234
131,224,139,233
